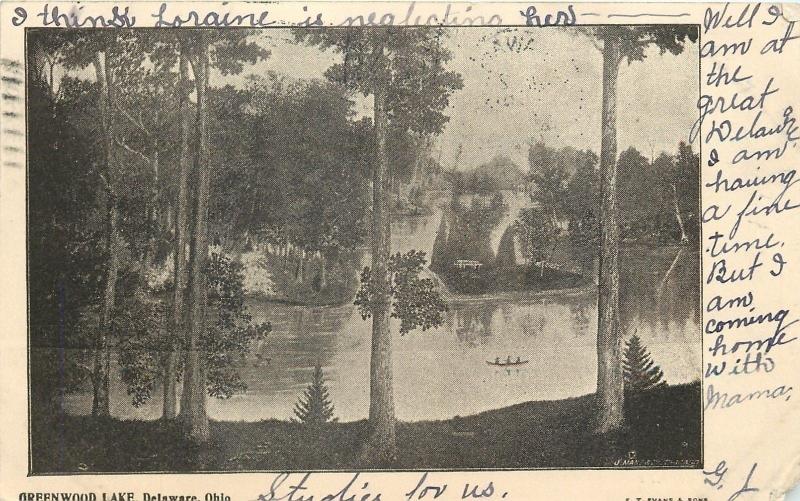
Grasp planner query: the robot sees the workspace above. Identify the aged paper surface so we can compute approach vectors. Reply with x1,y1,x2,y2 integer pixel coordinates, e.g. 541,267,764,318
1,1,798,499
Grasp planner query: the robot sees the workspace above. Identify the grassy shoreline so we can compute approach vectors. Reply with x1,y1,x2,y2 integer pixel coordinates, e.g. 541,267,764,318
32,382,700,473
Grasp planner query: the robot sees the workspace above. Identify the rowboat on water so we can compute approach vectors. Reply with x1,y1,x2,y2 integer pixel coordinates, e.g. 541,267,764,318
486,359,529,367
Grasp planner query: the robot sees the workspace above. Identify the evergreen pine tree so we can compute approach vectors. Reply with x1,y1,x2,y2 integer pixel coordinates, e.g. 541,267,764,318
293,362,336,425
622,333,666,392
430,214,449,272
495,225,518,270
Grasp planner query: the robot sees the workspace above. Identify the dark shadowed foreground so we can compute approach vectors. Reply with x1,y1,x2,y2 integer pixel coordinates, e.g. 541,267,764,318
32,382,700,472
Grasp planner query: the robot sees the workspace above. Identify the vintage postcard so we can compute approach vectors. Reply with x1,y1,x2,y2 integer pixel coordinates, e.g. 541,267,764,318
0,1,798,500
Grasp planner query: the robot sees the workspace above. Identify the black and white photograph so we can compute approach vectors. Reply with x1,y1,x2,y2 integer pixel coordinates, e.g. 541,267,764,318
27,24,701,473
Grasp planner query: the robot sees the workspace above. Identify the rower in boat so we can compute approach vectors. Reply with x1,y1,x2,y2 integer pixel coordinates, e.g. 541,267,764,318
487,356,529,366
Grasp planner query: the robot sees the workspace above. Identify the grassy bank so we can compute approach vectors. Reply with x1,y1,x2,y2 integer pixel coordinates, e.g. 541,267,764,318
31,382,700,473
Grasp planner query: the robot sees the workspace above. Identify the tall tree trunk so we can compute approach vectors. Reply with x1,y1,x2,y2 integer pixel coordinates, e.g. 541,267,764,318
93,200,118,417
164,51,192,420
91,51,117,418
180,44,211,442
363,57,396,463
139,147,159,287
671,183,689,244
595,33,624,434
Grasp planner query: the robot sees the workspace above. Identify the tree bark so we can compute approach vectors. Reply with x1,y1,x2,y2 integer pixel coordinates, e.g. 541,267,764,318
93,198,118,417
363,51,397,464
91,51,118,418
164,51,192,421
179,43,211,442
595,32,624,434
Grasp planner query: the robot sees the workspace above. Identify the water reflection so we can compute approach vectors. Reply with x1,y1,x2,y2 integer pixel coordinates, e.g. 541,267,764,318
450,306,494,346
63,193,701,423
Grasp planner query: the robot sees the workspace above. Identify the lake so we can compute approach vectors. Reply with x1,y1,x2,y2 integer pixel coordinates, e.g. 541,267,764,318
64,192,701,422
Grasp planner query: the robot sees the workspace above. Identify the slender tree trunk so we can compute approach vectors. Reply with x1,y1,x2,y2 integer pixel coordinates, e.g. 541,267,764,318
139,225,153,285
671,183,689,244
180,44,211,442
319,257,327,290
48,59,55,100
93,199,118,417
91,51,117,418
139,147,159,287
165,204,173,234
595,33,624,434
656,247,684,297
164,51,192,420
296,250,305,283
543,238,560,278
410,135,422,188
363,55,396,463
180,206,196,418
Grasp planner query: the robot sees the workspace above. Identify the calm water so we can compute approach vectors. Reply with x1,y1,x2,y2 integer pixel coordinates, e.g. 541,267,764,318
65,192,701,422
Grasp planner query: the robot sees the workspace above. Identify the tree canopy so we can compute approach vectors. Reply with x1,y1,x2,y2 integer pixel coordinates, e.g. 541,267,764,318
295,27,463,136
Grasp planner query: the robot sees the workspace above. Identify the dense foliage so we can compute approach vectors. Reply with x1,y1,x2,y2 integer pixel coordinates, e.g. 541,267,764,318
28,27,460,429
355,251,447,335
211,75,371,254
447,155,525,195
514,206,561,275
28,72,103,410
203,253,272,398
528,140,700,250
294,27,463,137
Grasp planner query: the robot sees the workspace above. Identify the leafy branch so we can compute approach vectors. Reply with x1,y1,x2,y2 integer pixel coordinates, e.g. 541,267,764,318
354,250,447,335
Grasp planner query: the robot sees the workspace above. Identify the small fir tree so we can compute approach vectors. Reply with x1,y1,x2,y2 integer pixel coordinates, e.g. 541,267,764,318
495,225,518,270
623,333,666,392
430,214,449,272
293,362,336,425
